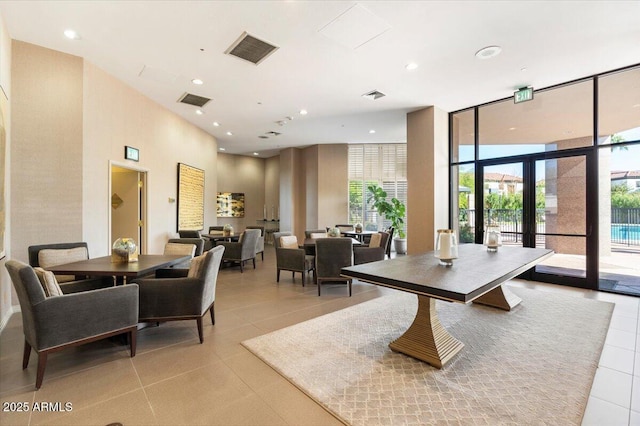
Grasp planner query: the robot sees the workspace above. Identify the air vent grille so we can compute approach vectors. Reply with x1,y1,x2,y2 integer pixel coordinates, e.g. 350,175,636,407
225,32,279,65
266,131,281,136
362,90,386,100
177,93,211,107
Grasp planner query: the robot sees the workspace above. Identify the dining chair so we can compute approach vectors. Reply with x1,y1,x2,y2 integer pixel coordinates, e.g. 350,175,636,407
5,260,139,389
245,225,265,260
274,232,314,285
135,246,225,344
27,242,113,292
335,224,354,233
315,238,353,296
304,229,327,239
218,229,261,272
178,230,213,251
354,232,390,265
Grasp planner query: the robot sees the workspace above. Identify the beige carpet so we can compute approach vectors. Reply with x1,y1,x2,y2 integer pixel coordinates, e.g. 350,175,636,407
242,287,614,425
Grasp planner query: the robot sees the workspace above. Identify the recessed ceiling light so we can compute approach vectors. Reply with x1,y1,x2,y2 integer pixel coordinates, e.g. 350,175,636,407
299,109,308,115
369,129,376,134
405,62,418,71
64,29,80,40
191,78,203,85
253,152,260,156
195,109,203,115
509,127,516,131
226,131,233,136
213,122,220,127
219,147,226,151
521,67,527,72
475,45,502,60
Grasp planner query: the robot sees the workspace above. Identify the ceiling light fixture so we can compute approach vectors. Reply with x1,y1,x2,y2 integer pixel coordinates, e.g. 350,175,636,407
253,152,259,156
213,122,220,127
191,78,203,85
299,109,308,115
195,109,204,115
369,129,376,134
509,127,516,131
64,29,80,40
226,131,233,136
475,45,502,60
405,62,418,70
219,147,226,151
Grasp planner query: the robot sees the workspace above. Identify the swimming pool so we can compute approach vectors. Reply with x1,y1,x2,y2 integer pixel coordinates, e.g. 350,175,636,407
611,224,640,245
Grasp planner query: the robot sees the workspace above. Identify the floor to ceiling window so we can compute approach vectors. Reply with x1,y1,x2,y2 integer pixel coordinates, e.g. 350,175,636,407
348,144,407,232
450,64,639,294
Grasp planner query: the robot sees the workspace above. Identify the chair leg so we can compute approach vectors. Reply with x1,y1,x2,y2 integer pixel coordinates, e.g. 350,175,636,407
261,252,264,261
252,258,256,269
348,279,352,297
23,340,31,369
36,352,48,390
130,329,137,357
209,302,215,325
318,280,321,296
302,271,305,285
277,269,281,282
240,261,244,273
196,317,204,344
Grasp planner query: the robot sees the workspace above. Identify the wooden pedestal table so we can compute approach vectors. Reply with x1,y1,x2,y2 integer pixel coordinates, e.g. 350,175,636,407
341,244,553,368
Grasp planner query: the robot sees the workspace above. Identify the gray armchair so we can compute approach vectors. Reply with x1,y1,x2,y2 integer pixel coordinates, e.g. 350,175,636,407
245,226,265,261
305,229,327,238
28,242,113,292
274,232,314,285
135,246,225,344
5,260,138,390
218,229,260,272
178,230,213,251
315,238,353,296
353,232,390,265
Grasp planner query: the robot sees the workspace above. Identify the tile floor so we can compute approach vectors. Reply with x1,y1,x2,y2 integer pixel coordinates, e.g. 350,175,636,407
0,246,638,425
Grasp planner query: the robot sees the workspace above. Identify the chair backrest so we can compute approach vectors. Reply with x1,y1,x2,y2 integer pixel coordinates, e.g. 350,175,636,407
163,242,196,257
5,260,47,348
310,232,327,239
315,238,353,278
305,229,326,239
198,246,225,313
245,226,265,236
335,224,354,233
386,227,395,256
379,232,391,252
369,233,382,248
208,226,224,233
240,229,261,258
167,238,204,256
28,242,90,268
178,230,201,239
273,232,292,249
245,226,265,253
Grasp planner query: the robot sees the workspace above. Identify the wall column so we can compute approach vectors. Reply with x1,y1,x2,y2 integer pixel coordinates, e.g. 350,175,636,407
407,107,449,254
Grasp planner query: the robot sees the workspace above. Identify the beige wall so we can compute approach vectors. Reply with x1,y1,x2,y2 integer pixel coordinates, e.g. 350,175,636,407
0,10,11,329
216,153,267,232
279,148,306,239
265,155,280,218
407,106,449,254
317,144,348,229
304,146,319,229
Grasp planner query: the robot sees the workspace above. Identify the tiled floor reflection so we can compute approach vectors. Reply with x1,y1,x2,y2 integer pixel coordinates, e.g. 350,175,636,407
1,246,638,425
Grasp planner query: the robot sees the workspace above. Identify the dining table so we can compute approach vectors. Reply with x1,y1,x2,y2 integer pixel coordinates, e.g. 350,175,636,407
340,230,378,243
341,244,553,368
203,234,240,243
45,254,191,284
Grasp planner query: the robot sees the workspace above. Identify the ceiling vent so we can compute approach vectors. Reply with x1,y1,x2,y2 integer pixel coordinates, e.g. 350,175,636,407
362,90,386,100
266,131,281,136
225,32,279,65
177,92,211,107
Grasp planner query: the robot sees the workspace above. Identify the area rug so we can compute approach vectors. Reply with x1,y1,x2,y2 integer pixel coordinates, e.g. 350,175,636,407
242,287,614,425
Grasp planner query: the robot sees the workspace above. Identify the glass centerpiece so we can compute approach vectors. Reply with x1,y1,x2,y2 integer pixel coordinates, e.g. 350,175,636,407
112,237,138,263
434,229,458,266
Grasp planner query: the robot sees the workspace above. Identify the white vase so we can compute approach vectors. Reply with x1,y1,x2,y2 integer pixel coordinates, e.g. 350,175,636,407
394,238,407,254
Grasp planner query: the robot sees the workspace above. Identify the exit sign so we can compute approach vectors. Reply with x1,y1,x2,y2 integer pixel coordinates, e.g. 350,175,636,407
514,87,534,104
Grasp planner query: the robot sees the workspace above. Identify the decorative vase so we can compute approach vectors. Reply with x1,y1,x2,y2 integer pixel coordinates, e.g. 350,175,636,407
435,229,458,266
223,224,234,237
328,227,341,237
354,223,363,233
484,225,502,252
112,237,138,263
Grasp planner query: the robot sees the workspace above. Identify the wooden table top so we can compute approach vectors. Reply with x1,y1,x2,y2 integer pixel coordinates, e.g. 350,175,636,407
46,254,191,277
341,244,553,303
203,234,240,242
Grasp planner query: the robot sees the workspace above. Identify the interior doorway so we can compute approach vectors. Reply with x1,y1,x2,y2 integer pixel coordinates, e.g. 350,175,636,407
110,163,147,254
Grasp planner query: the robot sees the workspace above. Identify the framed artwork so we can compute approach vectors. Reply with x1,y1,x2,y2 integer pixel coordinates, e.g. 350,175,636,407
177,163,204,231
217,192,245,217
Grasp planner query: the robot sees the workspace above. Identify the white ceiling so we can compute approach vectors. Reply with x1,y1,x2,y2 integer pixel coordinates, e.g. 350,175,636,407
2,1,639,157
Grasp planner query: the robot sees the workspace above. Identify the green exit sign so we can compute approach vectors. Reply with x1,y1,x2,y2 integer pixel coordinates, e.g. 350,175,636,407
514,87,534,104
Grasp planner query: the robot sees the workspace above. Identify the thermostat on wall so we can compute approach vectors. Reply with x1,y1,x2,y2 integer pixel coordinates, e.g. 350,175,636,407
125,145,139,161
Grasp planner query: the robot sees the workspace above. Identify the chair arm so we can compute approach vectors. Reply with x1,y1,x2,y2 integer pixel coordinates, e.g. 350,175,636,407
135,277,205,320
353,246,385,265
32,284,139,351
218,242,242,259
276,248,306,269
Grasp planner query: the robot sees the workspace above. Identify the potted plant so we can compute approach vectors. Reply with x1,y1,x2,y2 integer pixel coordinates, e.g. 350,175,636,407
366,184,407,254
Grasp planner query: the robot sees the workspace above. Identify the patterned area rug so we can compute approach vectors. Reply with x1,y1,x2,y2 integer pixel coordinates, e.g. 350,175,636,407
242,287,614,425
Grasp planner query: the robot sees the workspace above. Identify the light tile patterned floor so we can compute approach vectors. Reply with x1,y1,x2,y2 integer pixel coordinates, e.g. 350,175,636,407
0,245,638,425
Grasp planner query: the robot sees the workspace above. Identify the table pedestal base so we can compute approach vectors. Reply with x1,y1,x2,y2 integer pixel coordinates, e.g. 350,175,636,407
389,295,464,368
473,285,522,311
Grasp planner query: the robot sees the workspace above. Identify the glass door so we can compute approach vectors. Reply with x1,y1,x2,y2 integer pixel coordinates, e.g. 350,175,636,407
478,152,595,289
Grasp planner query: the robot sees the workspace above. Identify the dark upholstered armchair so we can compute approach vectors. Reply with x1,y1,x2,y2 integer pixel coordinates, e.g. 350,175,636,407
218,229,260,272
245,226,265,260
353,232,390,265
28,242,113,292
315,238,353,296
168,238,204,256
305,229,327,238
274,231,314,285
135,246,225,344
5,260,139,390
178,230,213,251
